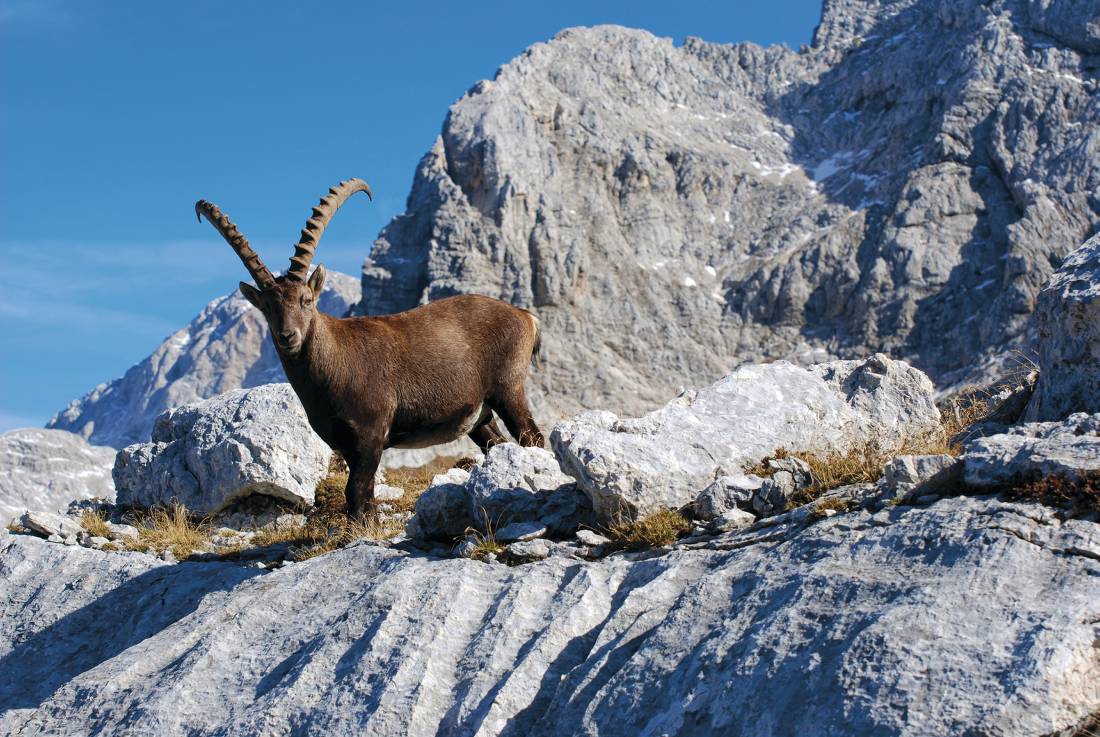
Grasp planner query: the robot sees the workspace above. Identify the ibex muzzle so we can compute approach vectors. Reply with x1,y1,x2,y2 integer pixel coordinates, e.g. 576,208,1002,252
196,179,544,519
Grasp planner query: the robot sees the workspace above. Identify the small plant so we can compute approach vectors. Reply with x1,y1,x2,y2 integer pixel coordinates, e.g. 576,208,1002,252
606,509,692,550
81,509,112,538
744,447,789,477
1004,472,1100,518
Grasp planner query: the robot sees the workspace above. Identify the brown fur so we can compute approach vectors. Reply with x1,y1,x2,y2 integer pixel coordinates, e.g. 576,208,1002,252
239,268,543,518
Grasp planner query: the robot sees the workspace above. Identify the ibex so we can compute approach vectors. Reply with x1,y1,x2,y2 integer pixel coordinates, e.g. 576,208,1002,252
196,179,544,519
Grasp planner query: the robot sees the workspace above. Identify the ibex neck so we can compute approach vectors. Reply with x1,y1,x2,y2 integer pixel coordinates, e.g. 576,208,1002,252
276,314,334,388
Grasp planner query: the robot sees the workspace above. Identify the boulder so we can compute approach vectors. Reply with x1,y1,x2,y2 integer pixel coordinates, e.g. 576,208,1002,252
1025,234,1100,422
963,413,1100,489
552,355,940,521
881,454,962,501
409,444,595,540
0,429,116,524
694,474,763,520
19,510,83,539
113,384,331,514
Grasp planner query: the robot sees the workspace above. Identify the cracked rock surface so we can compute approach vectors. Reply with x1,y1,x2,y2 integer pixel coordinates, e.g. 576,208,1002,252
1,494,1097,736
0,429,115,525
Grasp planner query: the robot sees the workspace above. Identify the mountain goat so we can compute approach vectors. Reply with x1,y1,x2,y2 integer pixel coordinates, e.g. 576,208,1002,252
196,179,543,518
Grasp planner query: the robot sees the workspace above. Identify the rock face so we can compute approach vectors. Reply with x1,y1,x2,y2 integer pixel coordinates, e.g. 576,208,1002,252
409,443,594,540
1025,233,1100,422
0,429,116,524
963,412,1100,488
2,493,1098,735
48,270,359,449
552,355,939,520
113,384,332,514
358,1,1100,422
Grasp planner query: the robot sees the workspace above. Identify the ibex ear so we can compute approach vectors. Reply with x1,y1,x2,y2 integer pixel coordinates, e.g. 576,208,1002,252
239,281,263,309
308,263,326,298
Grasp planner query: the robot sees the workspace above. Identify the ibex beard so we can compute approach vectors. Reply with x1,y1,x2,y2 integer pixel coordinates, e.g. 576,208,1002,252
196,179,544,520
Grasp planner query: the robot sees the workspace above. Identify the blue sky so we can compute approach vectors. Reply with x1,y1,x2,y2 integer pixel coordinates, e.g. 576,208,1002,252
0,0,823,432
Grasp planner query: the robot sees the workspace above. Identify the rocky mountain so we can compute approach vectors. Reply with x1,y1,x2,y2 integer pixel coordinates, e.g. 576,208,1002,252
360,0,1100,420
47,271,359,449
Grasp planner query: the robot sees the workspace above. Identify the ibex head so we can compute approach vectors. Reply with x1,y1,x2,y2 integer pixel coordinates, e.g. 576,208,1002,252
196,178,372,356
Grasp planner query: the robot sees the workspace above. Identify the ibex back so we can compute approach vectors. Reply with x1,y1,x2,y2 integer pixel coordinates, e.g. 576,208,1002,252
196,179,544,518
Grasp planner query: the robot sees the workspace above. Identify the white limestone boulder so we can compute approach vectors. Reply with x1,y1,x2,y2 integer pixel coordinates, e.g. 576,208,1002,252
113,384,331,514
0,429,116,524
552,355,940,520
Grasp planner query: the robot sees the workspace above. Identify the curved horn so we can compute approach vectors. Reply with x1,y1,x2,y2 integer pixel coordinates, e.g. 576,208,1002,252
195,200,276,289
287,178,373,281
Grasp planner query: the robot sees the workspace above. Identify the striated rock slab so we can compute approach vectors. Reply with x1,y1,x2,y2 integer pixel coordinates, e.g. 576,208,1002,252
113,384,332,514
2,495,1098,735
1025,233,1100,422
48,270,359,449
552,355,940,520
0,429,116,524
963,413,1100,488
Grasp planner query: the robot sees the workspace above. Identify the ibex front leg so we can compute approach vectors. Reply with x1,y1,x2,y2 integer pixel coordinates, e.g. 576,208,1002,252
345,434,384,521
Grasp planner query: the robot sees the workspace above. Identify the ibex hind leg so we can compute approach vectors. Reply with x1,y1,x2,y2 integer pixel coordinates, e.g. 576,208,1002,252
489,388,544,448
469,417,508,454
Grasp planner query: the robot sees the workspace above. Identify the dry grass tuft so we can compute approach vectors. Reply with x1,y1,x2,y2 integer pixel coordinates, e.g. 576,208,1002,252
1004,472,1100,519
124,503,212,559
6,521,26,533
81,509,112,538
744,447,789,478
606,509,692,550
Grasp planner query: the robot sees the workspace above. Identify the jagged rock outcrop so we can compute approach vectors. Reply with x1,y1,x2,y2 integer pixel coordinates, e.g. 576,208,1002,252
552,355,939,520
360,0,1100,422
963,412,1100,488
2,492,1098,735
0,429,115,524
1025,232,1100,422
113,384,333,514
47,271,359,449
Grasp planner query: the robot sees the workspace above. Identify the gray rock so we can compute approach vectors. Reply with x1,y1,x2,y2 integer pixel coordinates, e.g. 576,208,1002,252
575,529,610,546
0,429,116,525
48,270,359,449
19,510,82,539
882,454,962,500
88,536,109,549
752,471,800,517
963,413,1100,488
373,484,405,502
710,508,757,533
104,522,139,541
495,521,547,543
694,474,763,520
113,384,332,514
407,468,472,540
505,538,552,561
2,494,1098,735
1025,234,1100,422
553,355,939,521
358,10,1100,425
410,445,595,540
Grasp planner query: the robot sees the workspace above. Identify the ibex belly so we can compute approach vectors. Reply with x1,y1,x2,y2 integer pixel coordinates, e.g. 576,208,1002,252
387,403,488,450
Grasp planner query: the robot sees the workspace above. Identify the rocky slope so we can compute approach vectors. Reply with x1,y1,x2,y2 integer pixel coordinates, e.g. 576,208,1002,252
2,492,1097,736
0,429,115,524
360,0,1100,420
47,271,359,449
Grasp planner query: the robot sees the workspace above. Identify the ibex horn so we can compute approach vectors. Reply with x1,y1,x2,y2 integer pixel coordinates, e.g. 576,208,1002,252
195,200,276,289
287,178,373,281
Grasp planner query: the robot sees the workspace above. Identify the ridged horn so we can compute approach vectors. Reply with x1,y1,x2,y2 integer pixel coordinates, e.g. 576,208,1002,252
287,178,373,281
195,200,275,289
